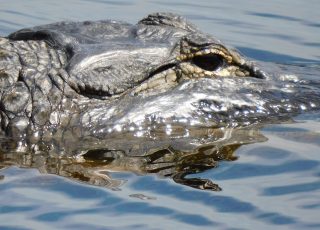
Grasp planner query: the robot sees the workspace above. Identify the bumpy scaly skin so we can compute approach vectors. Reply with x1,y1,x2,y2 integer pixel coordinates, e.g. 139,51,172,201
0,12,316,147
0,37,80,141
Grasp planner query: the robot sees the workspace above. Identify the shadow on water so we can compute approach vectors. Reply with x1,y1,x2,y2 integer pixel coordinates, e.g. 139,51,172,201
0,126,268,192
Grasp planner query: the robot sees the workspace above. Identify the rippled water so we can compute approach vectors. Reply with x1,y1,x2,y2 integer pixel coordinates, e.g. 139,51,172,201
0,1,320,229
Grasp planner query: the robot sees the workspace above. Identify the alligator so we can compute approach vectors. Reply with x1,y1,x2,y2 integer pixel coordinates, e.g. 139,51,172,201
1,12,319,143
0,13,320,190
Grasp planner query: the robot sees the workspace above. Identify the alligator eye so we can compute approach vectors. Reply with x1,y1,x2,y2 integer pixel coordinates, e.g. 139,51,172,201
192,54,224,71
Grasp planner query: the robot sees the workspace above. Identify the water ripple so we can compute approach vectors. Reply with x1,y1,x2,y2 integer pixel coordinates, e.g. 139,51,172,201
1,10,49,21
130,176,256,213
262,181,320,196
214,160,319,180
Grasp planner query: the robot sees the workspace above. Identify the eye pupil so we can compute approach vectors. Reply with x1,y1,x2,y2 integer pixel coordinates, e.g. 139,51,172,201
192,54,223,71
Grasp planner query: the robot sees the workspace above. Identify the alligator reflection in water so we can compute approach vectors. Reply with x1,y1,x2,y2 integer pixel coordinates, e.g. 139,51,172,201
0,126,267,191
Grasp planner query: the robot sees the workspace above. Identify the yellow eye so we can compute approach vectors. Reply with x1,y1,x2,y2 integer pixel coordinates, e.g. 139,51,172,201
192,54,224,71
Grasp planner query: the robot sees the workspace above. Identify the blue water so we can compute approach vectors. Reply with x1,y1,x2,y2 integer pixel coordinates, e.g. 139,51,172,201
0,1,320,229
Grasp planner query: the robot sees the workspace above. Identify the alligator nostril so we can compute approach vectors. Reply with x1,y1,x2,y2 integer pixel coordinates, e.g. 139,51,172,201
192,54,224,71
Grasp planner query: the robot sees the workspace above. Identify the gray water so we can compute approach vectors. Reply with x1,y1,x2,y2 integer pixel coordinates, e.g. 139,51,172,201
0,1,320,229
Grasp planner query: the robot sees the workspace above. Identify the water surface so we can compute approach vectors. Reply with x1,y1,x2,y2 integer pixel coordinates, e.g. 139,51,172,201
0,1,319,229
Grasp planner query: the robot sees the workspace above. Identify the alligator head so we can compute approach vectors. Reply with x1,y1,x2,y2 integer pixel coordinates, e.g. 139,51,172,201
0,12,319,151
